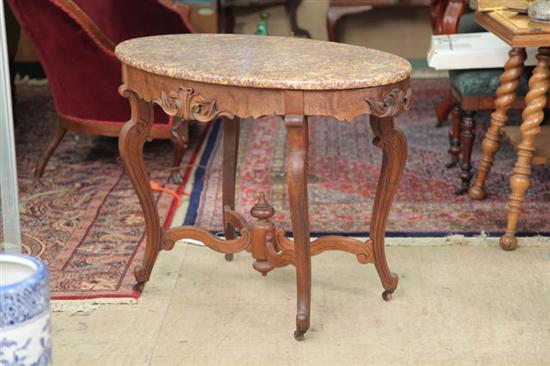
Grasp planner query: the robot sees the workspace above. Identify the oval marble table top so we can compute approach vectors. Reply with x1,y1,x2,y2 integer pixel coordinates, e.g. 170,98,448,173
115,34,411,90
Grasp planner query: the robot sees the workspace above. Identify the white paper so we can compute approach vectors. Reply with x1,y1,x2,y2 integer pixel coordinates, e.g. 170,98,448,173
428,32,537,70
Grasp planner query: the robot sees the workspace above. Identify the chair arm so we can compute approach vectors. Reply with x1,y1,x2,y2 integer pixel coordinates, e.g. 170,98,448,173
430,0,467,35
158,0,198,33
430,0,446,34
54,0,115,52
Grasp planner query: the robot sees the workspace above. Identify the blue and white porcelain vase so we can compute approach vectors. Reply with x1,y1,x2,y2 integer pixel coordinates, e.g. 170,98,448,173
0,254,51,365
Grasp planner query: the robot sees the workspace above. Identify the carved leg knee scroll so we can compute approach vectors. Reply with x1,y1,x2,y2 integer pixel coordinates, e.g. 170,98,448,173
118,86,162,289
469,47,526,200
222,117,240,261
369,116,407,301
285,115,311,341
500,47,550,250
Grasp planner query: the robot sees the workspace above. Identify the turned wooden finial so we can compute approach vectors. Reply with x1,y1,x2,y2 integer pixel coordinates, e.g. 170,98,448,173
250,193,275,221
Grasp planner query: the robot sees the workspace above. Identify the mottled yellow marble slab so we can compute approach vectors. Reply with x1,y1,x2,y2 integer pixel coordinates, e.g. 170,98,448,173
115,34,411,90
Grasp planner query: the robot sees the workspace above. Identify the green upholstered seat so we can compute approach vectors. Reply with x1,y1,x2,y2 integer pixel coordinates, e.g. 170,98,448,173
449,68,532,97
449,13,533,98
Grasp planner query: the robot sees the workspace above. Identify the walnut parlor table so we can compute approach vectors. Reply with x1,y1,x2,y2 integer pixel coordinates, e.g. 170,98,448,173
115,34,411,340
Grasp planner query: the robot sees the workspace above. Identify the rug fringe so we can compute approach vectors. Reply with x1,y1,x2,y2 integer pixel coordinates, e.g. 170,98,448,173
51,297,137,313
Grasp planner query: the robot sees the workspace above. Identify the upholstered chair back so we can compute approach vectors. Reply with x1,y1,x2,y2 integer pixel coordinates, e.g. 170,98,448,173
7,0,193,123
72,0,191,44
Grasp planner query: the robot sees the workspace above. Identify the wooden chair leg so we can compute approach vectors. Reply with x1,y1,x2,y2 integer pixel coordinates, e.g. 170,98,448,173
369,116,406,301
469,47,526,200
223,7,235,33
456,111,475,195
446,105,462,169
169,117,189,184
326,5,372,42
285,0,311,38
500,47,550,251
222,116,240,262
284,115,311,341
34,118,67,178
435,90,456,127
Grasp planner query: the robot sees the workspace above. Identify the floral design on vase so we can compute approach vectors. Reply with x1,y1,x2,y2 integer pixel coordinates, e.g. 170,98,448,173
0,254,51,366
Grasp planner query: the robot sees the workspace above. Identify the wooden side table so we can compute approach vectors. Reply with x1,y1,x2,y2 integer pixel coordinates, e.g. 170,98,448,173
115,34,411,340
469,10,550,250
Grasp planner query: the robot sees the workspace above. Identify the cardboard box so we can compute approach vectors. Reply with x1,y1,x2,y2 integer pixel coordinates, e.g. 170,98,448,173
427,32,536,70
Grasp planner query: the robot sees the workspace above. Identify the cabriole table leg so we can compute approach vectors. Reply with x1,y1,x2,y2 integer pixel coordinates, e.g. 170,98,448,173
369,116,407,301
500,47,550,250
222,116,241,261
284,115,311,341
118,86,162,290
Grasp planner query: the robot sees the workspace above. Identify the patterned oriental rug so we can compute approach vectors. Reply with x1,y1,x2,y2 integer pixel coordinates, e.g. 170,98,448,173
9,79,549,303
10,83,211,301
180,79,550,237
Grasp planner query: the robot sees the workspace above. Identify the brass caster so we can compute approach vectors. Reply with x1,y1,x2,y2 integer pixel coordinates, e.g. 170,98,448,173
382,290,394,301
225,253,234,261
294,330,305,341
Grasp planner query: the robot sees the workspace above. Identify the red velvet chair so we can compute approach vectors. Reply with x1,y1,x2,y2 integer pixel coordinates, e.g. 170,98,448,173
7,0,197,182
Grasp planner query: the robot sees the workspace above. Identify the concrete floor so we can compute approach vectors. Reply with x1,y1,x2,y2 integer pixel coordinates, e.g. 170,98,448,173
52,239,550,365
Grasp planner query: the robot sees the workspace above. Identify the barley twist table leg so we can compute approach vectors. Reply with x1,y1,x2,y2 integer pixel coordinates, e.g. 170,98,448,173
285,115,311,341
500,47,550,250
118,86,161,290
369,116,407,301
469,47,526,200
222,117,240,261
